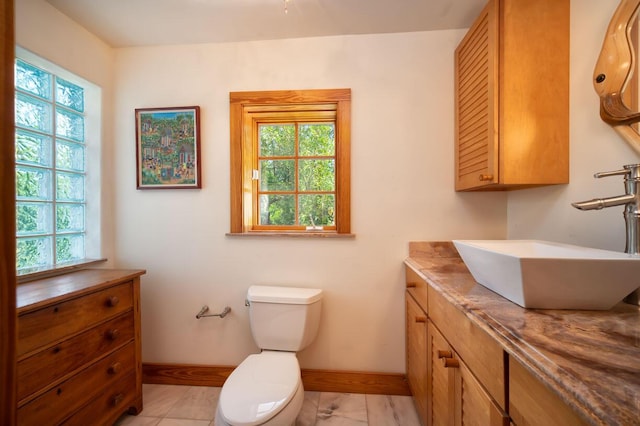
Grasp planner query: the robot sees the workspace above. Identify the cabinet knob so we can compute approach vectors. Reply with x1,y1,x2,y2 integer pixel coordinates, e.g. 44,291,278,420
106,329,120,340
479,174,494,182
108,362,122,375
442,358,460,368
112,393,125,406
415,315,427,323
437,350,453,359
107,296,120,307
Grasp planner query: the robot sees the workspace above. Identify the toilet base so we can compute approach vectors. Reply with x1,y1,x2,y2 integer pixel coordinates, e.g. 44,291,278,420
215,378,304,426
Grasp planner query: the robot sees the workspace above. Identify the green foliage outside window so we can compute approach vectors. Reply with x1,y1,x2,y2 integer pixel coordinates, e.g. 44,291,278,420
258,123,336,227
15,58,86,271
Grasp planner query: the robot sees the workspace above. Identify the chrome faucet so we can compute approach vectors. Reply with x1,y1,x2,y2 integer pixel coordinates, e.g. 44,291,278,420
572,163,640,305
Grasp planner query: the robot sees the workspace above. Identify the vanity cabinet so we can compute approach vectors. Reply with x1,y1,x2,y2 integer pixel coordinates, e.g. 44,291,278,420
405,265,508,426
16,269,145,425
454,0,569,191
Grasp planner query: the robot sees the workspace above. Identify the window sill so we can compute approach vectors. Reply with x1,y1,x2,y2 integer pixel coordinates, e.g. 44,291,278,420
17,258,108,284
226,232,355,239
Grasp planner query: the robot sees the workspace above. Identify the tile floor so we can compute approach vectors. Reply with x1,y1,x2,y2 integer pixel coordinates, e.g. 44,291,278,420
115,384,421,426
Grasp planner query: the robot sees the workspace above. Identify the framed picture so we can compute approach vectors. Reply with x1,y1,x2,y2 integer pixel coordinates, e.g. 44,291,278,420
135,106,201,189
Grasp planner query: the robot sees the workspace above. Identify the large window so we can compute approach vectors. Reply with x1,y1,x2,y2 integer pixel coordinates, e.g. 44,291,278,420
230,89,351,235
14,49,101,273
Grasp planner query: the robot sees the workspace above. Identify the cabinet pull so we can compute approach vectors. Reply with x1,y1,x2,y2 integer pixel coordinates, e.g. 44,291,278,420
479,174,494,181
112,393,124,406
107,362,122,375
406,282,417,288
415,315,426,323
106,329,120,340
52,346,61,354
442,358,460,368
107,296,120,307
437,350,453,359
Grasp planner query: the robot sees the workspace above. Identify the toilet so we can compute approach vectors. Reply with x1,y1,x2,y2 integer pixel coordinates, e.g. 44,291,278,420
216,285,323,426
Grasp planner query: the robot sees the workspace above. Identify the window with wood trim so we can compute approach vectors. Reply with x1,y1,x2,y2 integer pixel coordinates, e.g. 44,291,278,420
230,89,351,235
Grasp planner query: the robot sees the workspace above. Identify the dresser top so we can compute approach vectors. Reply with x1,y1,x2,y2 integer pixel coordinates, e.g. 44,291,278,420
17,268,146,312
405,241,640,426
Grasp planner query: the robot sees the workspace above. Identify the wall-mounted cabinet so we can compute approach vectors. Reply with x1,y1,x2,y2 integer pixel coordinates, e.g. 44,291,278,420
454,0,569,191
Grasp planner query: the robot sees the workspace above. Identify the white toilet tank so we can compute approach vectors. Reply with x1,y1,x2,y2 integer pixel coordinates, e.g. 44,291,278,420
247,285,323,352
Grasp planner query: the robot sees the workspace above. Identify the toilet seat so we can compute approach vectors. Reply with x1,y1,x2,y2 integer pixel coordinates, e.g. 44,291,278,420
218,351,301,426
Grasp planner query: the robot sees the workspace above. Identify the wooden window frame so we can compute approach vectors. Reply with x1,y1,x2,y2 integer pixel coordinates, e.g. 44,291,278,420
229,89,351,235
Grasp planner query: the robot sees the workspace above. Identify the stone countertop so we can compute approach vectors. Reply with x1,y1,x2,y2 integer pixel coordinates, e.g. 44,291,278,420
405,241,640,426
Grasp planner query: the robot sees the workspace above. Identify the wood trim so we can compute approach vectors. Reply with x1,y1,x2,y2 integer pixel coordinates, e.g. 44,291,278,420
142,363,410,395
229,89,351,234
301,369,410,395
0,0,17,424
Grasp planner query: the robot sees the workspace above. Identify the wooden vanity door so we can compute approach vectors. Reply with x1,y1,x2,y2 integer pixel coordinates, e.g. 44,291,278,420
428,322,455,426
406,294,428,423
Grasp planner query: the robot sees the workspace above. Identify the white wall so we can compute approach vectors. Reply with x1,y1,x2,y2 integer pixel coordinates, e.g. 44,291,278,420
507,0,640,250
112,32,506,372
15,0,117,266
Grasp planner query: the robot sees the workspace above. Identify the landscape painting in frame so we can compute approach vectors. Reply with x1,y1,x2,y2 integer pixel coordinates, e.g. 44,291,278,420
135,106,201,189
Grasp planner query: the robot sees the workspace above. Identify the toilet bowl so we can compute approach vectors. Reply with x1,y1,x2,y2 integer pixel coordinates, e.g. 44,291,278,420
216,285,323,426
215,352,304,426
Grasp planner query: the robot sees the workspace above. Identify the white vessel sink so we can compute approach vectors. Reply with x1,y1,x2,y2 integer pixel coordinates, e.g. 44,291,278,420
452,240,640,310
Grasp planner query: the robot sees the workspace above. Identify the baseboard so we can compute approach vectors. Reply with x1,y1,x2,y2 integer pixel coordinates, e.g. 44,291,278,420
142,363,411,396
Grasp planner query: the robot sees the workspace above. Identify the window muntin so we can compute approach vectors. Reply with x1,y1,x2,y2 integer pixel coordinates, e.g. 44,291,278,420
256,121,336,229
15,56,89,272
230,89,351,235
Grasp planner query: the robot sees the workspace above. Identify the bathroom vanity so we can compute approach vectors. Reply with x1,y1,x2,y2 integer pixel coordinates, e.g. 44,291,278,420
16,268,145,425
405,242,640,426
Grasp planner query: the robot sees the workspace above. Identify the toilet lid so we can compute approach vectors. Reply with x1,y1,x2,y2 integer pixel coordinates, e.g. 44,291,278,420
219,351,301,426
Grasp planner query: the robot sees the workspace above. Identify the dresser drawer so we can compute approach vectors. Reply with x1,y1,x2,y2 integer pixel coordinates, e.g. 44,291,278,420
17,312,135,402
62,373,137,426
18,342,135,425
17,282,133,356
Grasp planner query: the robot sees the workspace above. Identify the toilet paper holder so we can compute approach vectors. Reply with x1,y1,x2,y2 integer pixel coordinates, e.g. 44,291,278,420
196,305,231,319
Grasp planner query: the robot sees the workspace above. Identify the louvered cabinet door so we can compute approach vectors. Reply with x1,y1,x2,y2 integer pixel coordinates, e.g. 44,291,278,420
454,0,498,191
454,0,569,191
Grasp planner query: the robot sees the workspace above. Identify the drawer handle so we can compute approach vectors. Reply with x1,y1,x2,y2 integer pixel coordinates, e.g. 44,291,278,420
437,350,453,359
107,296,120,307
52,346,61,354
406,282,417,288
112,393,124,406
415,316,426,323
106,329,120,340
442,358,460,368
108,362,122,375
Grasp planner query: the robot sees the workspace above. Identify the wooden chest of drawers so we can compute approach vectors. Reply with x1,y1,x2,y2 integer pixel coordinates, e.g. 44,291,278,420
16,269,146,426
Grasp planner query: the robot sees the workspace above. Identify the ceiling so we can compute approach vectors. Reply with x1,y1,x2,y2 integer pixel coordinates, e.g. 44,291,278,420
45,0,487,48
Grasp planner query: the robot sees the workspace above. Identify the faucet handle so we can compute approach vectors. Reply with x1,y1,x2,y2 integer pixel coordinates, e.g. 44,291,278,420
593,169,630,179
